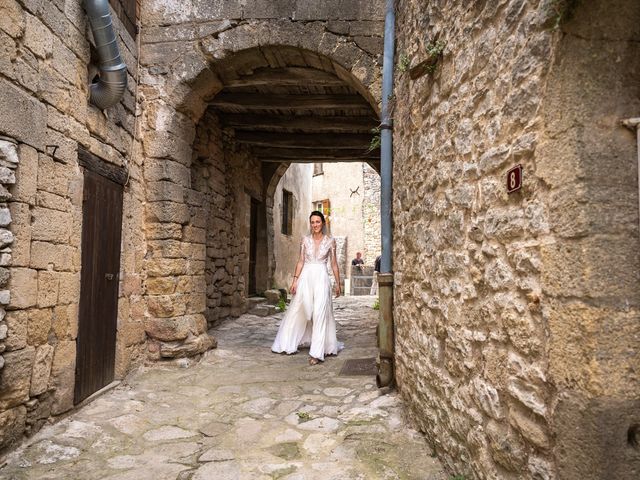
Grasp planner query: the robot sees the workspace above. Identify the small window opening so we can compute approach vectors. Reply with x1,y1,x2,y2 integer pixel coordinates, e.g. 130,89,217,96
313,163,324,176
282,190,294,236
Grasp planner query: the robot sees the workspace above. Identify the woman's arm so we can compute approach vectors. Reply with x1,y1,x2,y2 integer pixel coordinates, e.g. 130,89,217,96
290,238,306,294
330,238,341,296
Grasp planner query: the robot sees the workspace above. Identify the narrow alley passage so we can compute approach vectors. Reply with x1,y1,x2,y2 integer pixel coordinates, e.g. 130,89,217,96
0,297,445,480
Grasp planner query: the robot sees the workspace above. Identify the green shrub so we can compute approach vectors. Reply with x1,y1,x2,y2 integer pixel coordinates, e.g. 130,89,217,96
277,297,287,312
373,298,380,310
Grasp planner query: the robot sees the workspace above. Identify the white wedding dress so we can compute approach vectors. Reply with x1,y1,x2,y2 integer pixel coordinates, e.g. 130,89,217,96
271,235,344,361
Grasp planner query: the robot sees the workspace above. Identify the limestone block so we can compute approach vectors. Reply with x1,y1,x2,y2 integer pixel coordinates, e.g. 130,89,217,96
0,405,26,451
175,276,193,294
24,13,53,59
144,315,202,342
264,289,282,305
472,377,504,420
0,78,47,150
0,346,35,409
183,226,206,244
4,310,26,351
30,241,75,271
145,277,177,295
57,272,80,305
143,131,193,166
27,308,52,346
143,0,242,25
144,160,191,185
508,406,550,450
0,0,25,38
121,274,142,296
147,294,187,318
541,237,639,300
12,144,38,205
0,267,10,288
145,258,189,277
0,323,6,340
147,181,185,203
158,332,216,358
186,293,206,315
30,343,54,396
30,207,71,243
243,0,296,19
37,154,72,197
52,303,78,340
484,207,525,240
37,270,59,308
0,166,16,184
484,259,513,291
0,228,14,249
36,190,71,212
146,201,190,224
118,320,146,347
9,267,38,309
8,204,30,267
145,222,183,240
296,0,385,20
486,420,527,472
50,340,76,415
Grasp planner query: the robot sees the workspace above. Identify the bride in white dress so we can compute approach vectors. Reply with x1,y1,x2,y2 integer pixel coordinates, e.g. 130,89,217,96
271,211,343,365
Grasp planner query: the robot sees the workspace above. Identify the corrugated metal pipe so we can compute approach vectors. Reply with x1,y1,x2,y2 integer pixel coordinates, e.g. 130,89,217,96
84,0,127,109
377,0,396,389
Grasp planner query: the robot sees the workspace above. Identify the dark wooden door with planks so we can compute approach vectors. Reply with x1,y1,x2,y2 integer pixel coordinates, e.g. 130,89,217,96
74,168,124,404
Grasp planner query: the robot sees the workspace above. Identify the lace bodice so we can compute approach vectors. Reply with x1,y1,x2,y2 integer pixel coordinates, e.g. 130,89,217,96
300,235,336,265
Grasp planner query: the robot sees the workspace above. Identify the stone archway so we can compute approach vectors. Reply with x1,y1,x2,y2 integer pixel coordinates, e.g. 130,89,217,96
138,17,383,358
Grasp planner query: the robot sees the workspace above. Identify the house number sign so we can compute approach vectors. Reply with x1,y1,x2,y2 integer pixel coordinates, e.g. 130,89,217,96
506,165,523,194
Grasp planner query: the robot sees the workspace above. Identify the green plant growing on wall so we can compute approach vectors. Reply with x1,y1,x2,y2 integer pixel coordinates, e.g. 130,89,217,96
373,298,380,310
409,39,446,79
550,0,580,28
369,127,381,152
398,53,411,72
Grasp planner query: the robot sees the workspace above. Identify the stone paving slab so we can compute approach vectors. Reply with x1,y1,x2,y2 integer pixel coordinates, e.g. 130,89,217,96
0,296,446,479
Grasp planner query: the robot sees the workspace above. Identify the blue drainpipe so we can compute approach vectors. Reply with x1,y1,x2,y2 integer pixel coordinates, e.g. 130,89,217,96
376,0,396,388
380,0,395,275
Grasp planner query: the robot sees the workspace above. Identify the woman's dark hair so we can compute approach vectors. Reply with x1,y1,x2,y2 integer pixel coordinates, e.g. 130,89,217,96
309,210,326,223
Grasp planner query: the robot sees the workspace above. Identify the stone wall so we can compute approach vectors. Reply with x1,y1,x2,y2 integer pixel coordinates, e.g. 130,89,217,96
312,162,366,273
0,0,146,451
195,113,265,324
272,164,314,290
393,1,640,479
363,163,381,263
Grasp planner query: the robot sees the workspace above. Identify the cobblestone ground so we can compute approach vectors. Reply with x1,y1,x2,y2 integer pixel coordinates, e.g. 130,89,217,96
0,296,445,480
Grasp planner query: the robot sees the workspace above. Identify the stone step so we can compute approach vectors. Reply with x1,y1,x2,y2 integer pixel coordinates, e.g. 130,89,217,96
247,297,267,308
249,305,278,317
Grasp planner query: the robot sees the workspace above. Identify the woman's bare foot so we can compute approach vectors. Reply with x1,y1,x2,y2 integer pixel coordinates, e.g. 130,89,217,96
309,357,320,365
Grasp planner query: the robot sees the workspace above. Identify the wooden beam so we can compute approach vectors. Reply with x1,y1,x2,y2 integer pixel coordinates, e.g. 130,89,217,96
224,67,346,88
78,148,128,185
235,132,373,149
260,157,376,163
210,93,370,111
253,147,379,160
220,114,378,133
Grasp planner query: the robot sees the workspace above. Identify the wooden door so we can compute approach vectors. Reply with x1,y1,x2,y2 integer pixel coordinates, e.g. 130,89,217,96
74,169,123,404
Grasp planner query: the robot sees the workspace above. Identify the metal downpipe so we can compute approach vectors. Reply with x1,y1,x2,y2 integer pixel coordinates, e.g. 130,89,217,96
84,0,128,109
377,0,396,389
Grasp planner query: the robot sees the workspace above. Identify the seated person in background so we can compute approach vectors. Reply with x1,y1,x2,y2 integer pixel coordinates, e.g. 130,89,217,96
351,252,364,268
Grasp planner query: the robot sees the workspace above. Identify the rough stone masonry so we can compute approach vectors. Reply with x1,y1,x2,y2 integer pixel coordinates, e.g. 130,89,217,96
393,1,639,479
